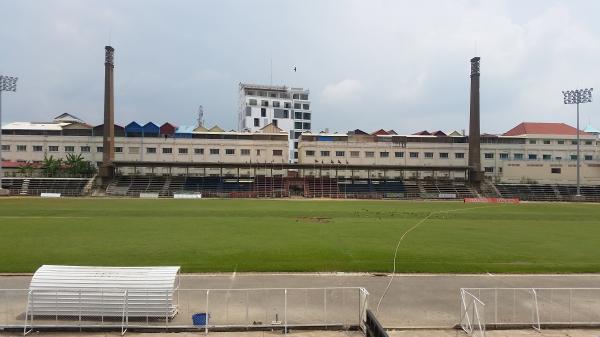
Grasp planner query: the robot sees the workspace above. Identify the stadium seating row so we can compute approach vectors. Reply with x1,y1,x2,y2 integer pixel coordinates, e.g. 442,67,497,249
1,178,91,196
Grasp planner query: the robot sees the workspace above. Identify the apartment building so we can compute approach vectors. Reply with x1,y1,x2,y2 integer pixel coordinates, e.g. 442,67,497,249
238,83,311,162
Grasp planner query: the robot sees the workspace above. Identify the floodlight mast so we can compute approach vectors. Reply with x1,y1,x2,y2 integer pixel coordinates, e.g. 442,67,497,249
0,75,18,193
562,88,593,197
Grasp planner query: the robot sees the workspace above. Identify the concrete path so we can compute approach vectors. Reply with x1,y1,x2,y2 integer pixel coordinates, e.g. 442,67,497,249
2,273,600,328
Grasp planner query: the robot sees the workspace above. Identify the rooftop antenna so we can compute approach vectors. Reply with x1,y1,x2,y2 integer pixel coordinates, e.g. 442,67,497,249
197,105,204,127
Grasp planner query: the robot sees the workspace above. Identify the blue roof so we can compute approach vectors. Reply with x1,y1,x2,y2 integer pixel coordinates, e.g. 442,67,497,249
584,125,600,134
124,121,142,133
142,122,160,133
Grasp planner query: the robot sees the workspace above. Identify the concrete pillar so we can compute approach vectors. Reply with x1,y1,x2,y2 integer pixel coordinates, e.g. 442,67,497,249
100,46,115,178
468,57,482,186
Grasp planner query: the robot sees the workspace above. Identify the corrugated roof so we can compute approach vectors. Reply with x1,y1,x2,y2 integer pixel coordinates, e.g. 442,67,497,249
503,122,587,136
30,265,180,290
2,121,68,131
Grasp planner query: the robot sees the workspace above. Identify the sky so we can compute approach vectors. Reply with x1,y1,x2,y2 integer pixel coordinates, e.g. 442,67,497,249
0,0,599,134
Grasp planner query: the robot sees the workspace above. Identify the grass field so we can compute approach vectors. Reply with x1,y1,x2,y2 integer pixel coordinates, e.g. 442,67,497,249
0,198,599,273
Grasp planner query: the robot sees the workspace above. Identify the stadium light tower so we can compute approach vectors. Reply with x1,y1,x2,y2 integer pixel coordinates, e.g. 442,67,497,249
562,88,593,197
0,75,18,193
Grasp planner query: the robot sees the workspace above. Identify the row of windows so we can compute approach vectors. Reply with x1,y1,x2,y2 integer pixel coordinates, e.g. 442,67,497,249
248,99,310,110
255,108,311,120
492,152,594,161
245,90,309,100
304,150,466,159
2,145,283,157
527,139,594,145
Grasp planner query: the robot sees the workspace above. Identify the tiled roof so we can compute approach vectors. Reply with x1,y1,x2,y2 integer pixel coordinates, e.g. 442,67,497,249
503,122,587,136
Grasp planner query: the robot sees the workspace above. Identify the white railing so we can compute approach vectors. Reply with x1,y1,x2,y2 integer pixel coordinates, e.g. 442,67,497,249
0,287,368,336
460,288,600,333
460,289,485,337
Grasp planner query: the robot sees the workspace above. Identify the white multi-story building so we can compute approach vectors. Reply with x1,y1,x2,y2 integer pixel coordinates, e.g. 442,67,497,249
238,83,311,162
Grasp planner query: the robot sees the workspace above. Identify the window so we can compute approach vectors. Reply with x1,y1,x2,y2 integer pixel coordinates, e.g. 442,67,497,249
272,101,280,108
254,118,259,127
261,108,266,117
274,109,287,118
303,104,310,110
225,149,235,155
114,147,123,153
424,152,433,159
303,112,311,120
551,168,561,174
96,146,103,153
293,93,299,99
261,100,269,107
543,154,551,160
256,149,261,156
499,153,509,159
350,151,360,158
514,153,523,160
484,167,494,173
294,122,303,129
80,146,90,153
570,154,577,160
284,102,291,109
210,149,220,155
269,92,277,98
484,153,494,159
380,151,389,158
395,152,404,158
194,148,204,155
273,149,283,156
294,111,302,119
306,150,315,156
64,146,75,152
439,152,449,159
33,145,43,152
294,131,302,139
128,147,139,154
585,140,593,145
273,119,278,127
294,103,301,109
571,140,578,145
555,156,562,160
584,155,593,161
162,147,172,154
1,145,9,151
410,152,419,158
294,151,298,159
558,140,565,145
245,90,255,96
17,145,27,152
336,151,345,157
528,154,537,160
320,151,330,157
147,147,157,154
178,148,188,154
300,94,308,100
529,140,536,144
303,122,311,130
543,140,551,145
455,152,465,159
241,149,250,156
248,99,257,106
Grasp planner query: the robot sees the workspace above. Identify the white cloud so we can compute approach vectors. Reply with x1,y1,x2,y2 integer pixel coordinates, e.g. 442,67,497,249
321,79,362,103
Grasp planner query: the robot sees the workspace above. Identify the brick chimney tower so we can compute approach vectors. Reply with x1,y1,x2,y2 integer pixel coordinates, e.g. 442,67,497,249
468,56,482,186
100,46,115,178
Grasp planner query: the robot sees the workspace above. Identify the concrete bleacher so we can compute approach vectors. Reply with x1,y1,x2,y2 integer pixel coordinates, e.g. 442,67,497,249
494,183,600,201
1,177,91,196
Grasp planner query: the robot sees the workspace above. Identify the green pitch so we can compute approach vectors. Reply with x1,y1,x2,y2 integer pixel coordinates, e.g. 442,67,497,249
1,198,599,273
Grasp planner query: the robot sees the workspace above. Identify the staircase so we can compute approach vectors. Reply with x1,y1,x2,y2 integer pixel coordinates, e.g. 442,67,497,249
20,179,30,195
159,176,172,197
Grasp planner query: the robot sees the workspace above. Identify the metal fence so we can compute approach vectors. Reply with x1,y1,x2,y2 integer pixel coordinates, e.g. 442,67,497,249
0,287,368,335
460,288,600,336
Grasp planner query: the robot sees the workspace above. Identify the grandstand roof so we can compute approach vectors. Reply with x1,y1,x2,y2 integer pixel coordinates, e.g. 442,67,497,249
503,122,587,136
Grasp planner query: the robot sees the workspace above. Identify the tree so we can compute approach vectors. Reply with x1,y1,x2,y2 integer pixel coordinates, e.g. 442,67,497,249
42,155,62,177
18,161,35,176
65,153,97,176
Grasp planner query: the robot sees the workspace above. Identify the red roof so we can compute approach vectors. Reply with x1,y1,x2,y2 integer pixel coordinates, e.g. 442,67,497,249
503,122,587,136
371,129,390,135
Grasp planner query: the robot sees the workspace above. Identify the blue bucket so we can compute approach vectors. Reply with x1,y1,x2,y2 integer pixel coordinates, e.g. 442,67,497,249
192,313,208,326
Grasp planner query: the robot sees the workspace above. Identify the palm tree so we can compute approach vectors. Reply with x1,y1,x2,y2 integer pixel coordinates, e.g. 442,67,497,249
18,161,35,177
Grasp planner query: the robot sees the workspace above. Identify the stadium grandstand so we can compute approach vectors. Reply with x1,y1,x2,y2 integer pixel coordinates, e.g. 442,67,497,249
1,113,600,201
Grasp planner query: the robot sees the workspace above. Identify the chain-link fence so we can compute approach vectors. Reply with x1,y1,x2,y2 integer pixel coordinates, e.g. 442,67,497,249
0,287,368,335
